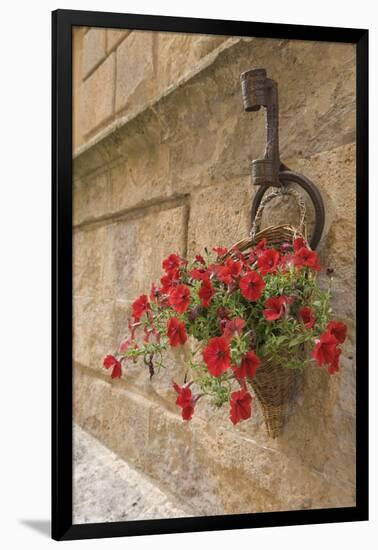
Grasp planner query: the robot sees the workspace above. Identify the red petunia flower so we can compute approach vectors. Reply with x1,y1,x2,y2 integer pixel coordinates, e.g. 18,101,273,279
160,268,180,294
312,330,338,366
213,246,228,257
327,321,347,344
162,253,185,273
294,247,321,271
229,387,253,425
263,296,291,321
172,381,195,420
189,268,210,281
195,254,206,265
257,248,281,275
299,306,316,329
233,351,260,380
132,294,150,321
248,249,257,264
223,317,245,341
103,355,122,379
199,279,215,308
216,258,243,285
239,271,266,301
328,347,342,375
256,238,267,251
203,337,231,377
293,237,308,252
168,284,191,314
167,317,188,347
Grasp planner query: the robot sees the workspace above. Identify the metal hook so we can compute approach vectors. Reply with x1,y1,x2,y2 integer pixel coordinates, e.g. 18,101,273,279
240,68,325,249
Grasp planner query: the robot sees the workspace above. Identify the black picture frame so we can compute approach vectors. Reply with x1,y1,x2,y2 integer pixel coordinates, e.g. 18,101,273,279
52,9,369,541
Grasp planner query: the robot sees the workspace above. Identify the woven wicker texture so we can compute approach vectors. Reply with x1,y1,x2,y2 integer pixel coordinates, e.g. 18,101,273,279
230,188,308,438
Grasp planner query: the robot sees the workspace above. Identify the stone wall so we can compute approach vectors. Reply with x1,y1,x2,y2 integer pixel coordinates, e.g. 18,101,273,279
73,27,356,515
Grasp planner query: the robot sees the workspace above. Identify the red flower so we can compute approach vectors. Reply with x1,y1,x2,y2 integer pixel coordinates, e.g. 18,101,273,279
217,258,243,285
263,296,291,321
239,271,266,301
328,347,342,375
257,248,281,275
168,284,191,313
199,279,215,308
189,268,210,281
162,253,184,273
172,382,195,420
256,238,267,250
167,317,188,347
223,317,245,341
248,249,257,264
160,269,180,293
213,246,228,257
230,247,246,263
132,294,150,321
312,331,338,366
294,247,321,271
203,337,231,377
103,355,122,379
299,306,316,329
327,321,347,344
195,254,206,265
233,351,260,380
293,237,308,252
230,388,253,425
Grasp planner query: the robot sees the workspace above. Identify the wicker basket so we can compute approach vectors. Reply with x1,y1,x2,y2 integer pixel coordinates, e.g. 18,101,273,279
230,187,308,438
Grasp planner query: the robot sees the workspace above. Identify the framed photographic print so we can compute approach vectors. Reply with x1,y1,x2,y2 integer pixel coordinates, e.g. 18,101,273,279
52,9,369,541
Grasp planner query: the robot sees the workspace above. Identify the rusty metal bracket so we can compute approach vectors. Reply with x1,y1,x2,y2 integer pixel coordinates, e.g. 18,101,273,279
240,68,325,249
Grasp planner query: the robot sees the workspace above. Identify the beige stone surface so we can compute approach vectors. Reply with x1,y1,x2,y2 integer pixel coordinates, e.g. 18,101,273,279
74,366,355,515
115,31,156,115
107,29,130,52
73,423,189,523
73,28,86,150
156,33,227,92
72,31,357,518
73,202,188,374
81,53,115,136
82,28,107,78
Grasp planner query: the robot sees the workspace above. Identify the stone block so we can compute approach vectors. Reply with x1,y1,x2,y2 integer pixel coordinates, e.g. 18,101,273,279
107,29,130,52
73,297,117,371
107,144,171,214
81,53,115,136
74,368,151,469
102,203,188,303
115,31,156,114
73,172,110,226
82,28,107,78
187,177,253,257
73,225,106,297
156,33,227,92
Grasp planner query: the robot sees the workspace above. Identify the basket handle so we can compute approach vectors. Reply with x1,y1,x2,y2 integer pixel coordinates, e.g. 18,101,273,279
250,187,306,239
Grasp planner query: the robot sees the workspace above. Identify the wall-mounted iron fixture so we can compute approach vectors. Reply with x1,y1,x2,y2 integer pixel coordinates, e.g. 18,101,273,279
240,68,325,249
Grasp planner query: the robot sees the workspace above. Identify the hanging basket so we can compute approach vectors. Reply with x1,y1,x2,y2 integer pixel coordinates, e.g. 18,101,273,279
230,187,308,438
